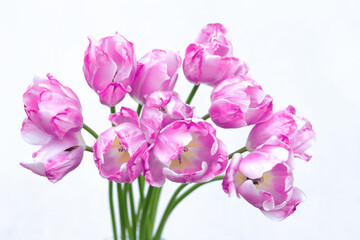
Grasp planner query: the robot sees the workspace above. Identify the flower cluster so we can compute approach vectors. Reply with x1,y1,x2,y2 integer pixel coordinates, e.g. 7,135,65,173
21,23,315,223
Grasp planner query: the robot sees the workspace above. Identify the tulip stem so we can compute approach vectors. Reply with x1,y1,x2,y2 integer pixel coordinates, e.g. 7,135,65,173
137,104,143,116
109,181,118,240
202,113,210,120
82,123,99,139
128,184,137,239
229,146,248,159
140,186,155,240
85,146,93,152
153,176,224,240
117,183,127,240
186,84,200,105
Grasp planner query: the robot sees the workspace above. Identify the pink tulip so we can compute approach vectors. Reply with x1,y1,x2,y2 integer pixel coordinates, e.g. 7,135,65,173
247,105,316,161
94,107,148,183
209,75,273,128
20,128,85,183
143,119,228,187
195,23,233,57
140,91,193,142
23,74,83,139
223,136,304,221
130,49,181,104
183,23,248,86
83,34,137,107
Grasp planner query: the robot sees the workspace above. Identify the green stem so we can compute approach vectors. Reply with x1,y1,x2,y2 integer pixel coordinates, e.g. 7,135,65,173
136,175,145,222
109,181,118,240
85,146,93,152
139,186,155,240
228,146,248,159
82,123,98,139
185,84,200,105
153,184,187,240
202,113,210,120
123,184,133,240
117,184,126,240
136,104,143,116
148,187,162,237
154,176,224,240
128,184,137,239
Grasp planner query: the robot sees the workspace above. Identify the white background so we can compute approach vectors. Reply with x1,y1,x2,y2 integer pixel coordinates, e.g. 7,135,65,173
1,0,359,239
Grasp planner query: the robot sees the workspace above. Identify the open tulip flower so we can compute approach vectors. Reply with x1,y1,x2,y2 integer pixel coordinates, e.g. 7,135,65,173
93,108,148,183
223,136,305,221
143,119,228,187
21,23,315,240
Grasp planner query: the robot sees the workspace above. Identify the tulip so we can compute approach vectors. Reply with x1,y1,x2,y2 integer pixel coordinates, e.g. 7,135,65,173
143,119,228,187
223,136,304,221
23,74,83,139
247,105,316,161
83,34,137,107
195,23,233,57
130,49,181,104
94,107,148,182
183,23,248,86
209,75,273,128
140,91,193,142
20,129,85,183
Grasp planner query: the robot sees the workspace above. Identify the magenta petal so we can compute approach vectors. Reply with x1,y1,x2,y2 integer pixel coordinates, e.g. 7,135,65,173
93,122,147,183
261,187,306,221
21,132,85,183
21,118,51,145
83,34,136,107
210,75,273,129
130,50,181,104
22,75,83,138
144,119,228,186
45,146,84,183
140,91,193,142
109,107,139,126
222,153,242,197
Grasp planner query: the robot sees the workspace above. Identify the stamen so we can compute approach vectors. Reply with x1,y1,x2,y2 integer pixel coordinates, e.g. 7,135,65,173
246,177,263,185
183,146,189,152
65,146,78,152
117,143,127,152
177,155,182,164
157,107,166,113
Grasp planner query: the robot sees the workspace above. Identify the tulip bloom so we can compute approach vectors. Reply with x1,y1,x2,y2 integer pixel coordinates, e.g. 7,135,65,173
23,74,83,139
130,49,181,104
143,119,228,187
20,125,85,183
209,75,273,128
94,107,148,182
83,34,137,107
223,136,304,221
183,23,248,86
247,105,316,161
140,91,193,142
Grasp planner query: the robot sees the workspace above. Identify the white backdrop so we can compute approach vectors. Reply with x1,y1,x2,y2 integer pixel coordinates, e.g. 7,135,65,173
1,0,359,239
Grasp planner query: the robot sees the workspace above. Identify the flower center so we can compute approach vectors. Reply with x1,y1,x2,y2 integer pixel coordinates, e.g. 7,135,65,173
109,137,130,165
157,106,167,113
168,135,202,173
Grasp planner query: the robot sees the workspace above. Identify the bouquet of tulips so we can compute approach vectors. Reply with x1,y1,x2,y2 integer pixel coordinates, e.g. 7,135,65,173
20,23,315,240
